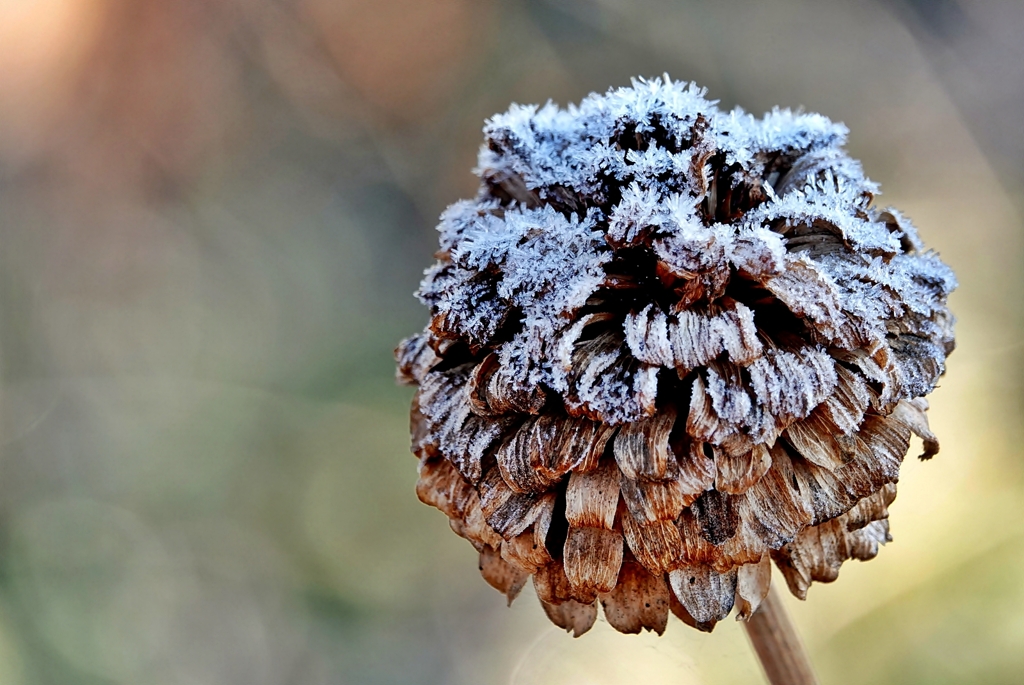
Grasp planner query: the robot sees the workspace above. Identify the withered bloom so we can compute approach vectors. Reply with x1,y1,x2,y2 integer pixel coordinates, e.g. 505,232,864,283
396,77,955,636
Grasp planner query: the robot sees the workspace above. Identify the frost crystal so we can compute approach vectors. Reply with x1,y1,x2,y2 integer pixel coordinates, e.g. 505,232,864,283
398,76,956,636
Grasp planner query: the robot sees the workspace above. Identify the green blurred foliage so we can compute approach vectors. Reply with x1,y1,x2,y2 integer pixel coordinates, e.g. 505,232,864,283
0,0,1021,683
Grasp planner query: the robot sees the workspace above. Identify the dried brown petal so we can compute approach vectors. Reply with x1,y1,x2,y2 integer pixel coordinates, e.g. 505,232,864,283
847,414,912,489
677,508,721,566
668,584,717,632
621,512,685,574
478,468,556,540
613,406,677,480
820,365,872,434
479,545,529,606
713,518,770,572
733,446,814,548
843,483,897,532
891,398,940,459
689,490,740,546
772,516,891,600
534,560,597,605
416,458,474,521
599,560,671,635
540,598,599,638
715,443,772,495
788,453,859,524
619,458,688,523
564,527,624,595
497,416,615,493
452,492,504,552
395,333,439,386
668,564,738,624
500,496,555,573
734,554,772,620
565,459,621,530
678,441,717,498
501,526,552,574
784,409,848,471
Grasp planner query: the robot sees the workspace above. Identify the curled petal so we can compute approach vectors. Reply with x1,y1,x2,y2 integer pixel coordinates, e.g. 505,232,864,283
733,446,814,549
784,410,848,471
496,416,610,493
891,398,940,459
677,441,717,500
501,497,555,573
395,332,439,386
734,554,772,621
772,516,891,600
715,443,772,495
614,406,677,480
479,468,556,539
619,474,688,524
624,301,762,371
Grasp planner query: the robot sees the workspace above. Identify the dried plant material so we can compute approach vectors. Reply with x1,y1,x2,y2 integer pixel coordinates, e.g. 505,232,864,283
533,561,577,605
565,460,621,529
773,511,893,600
564,527,625,595
399,76,956,635
479,545,529,606
669,564,738,624
622,514,685,573
496,415,609,493
715,443,772,494
891,398,940,459
599,561,671,635
675,441,715,489
541,598,599,637
735,554,773,620
501,523,552,574
619,471,688,523
500,496,555,573
625,301,762,370
613,407,677,480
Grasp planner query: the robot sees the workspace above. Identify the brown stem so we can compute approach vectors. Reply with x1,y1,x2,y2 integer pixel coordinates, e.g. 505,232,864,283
743,585,820,685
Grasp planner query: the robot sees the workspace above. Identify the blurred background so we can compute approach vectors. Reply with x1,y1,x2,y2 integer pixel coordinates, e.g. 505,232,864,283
0,0,1021,683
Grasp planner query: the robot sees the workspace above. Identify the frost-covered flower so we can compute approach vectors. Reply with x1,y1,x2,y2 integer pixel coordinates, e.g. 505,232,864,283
396,76,956,636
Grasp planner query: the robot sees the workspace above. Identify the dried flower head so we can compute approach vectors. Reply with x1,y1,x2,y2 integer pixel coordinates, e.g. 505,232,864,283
396,76,956,636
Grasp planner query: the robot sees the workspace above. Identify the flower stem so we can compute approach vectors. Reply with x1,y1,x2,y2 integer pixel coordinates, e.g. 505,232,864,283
743,585,819,685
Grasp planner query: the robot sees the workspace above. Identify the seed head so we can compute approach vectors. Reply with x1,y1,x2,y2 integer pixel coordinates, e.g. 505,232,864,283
396,76,956,636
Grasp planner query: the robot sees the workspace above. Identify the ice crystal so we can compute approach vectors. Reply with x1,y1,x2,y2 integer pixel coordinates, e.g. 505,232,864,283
399,76,956,636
